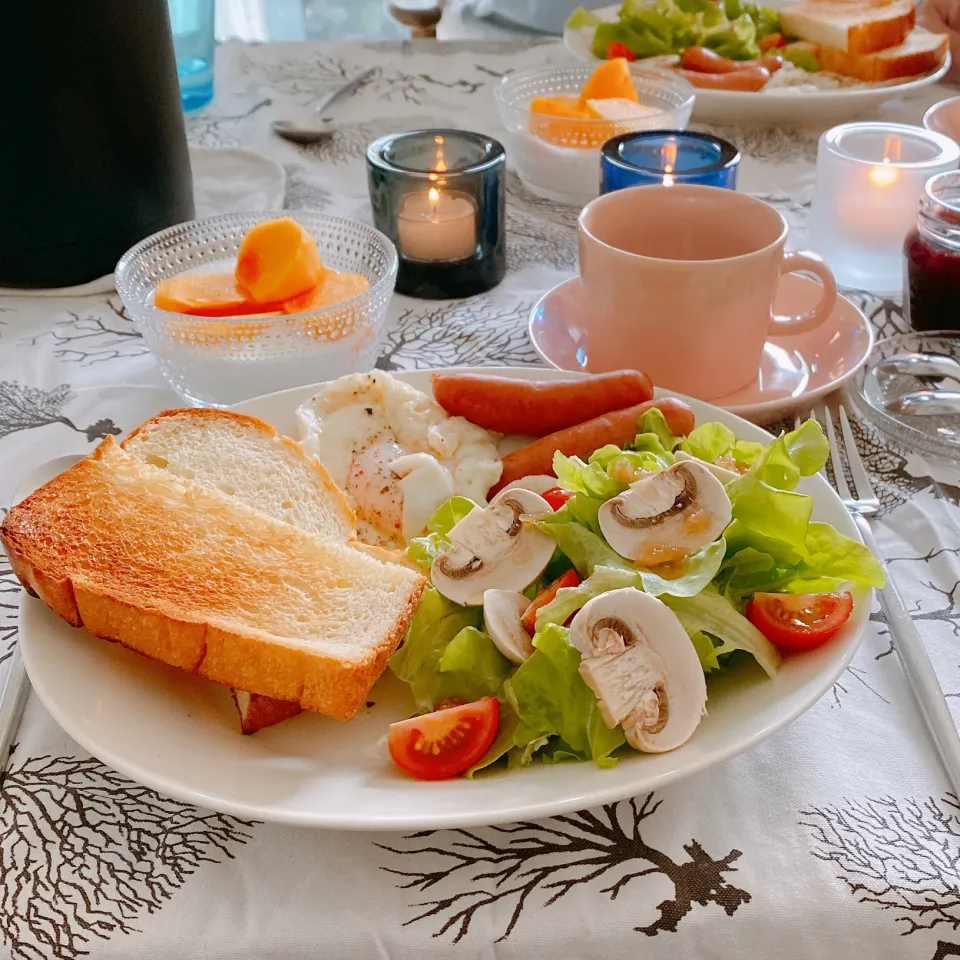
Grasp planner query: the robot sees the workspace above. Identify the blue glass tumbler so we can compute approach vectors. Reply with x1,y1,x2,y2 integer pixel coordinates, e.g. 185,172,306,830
601,131,740,192
167,0,215,112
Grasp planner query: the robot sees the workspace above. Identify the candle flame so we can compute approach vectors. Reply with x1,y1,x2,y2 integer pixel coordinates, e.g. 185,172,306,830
869,134,902,186
428,186,440,203
661,138,678,187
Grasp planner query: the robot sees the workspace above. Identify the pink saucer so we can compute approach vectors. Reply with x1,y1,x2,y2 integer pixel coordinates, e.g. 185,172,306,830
529,274,874,423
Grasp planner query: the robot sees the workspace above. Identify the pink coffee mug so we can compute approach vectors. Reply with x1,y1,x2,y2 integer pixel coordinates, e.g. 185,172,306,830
578,184,838,401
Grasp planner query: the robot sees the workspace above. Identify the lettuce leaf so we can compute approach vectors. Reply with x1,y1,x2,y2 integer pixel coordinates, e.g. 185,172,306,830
664,587,781,677
406,496,477,569
438,627,513,700
679,421,762,469
566,5,603,28
389,587,486,710
633,408,679,457
533,515,630,577
503,624,626,767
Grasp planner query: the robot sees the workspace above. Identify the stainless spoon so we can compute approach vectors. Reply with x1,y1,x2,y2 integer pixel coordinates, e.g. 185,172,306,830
885,390,960,416
271,67,377,145
877,351,960,382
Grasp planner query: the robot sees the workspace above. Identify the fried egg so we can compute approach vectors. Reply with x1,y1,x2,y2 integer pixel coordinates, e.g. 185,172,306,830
297,372,502,546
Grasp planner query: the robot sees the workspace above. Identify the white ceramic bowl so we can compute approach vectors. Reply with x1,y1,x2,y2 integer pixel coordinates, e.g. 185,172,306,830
494,63,695,205
115,211,398,407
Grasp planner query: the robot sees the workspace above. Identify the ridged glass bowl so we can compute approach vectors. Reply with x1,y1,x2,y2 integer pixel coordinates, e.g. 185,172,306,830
115,211,398,407
494,63,695,205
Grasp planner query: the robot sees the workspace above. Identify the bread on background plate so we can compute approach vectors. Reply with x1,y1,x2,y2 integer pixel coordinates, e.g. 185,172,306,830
817,27,948,81
1,436,425,723
779,0,916,55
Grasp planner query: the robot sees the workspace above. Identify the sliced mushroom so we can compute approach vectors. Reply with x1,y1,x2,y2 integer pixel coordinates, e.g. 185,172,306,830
570,587,706,753
483,589,535,664
498,474,562,496
673,450,740,484
598,460,731,564
431,488,554,606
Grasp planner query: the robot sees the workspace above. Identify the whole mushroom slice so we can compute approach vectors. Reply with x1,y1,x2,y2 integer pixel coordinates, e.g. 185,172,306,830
570,587,706,753
673,450,740,484
431,488,554,606
483,589,535,664
598,459,731,564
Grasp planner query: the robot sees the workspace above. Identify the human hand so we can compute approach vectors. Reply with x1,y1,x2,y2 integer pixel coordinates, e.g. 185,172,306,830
918,0,960,79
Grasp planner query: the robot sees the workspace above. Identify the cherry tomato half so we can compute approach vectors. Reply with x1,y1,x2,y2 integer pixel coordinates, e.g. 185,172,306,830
542,487,574,511
759,32,787,51
521,569,581,635
745,592,854,651
606,41,637,61
388,698,500,781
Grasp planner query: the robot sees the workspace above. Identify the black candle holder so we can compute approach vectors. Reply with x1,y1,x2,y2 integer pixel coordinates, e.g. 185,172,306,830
366,129,506,299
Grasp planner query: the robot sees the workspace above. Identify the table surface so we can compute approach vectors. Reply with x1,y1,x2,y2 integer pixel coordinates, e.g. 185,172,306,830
3,37,960,960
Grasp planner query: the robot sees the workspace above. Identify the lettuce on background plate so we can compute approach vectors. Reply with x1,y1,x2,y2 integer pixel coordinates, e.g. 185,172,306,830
407,495,476,569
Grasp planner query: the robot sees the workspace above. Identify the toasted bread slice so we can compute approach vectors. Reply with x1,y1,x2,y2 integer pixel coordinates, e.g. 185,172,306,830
231,689,303,734
123,407,360,731
122,408,356,542
1,439,425,721
780,0,916,55
818,27,947,80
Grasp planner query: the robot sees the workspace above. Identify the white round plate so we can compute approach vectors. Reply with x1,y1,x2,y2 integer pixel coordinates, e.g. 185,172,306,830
189,147,287,218
564,4,950,125
18,367,870,830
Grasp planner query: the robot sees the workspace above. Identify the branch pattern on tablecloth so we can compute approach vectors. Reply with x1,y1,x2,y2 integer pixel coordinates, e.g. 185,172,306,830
24,302,148,368
185,98,273,149
0,383,120,442
295,115,449,166
283,163,334,211
802,795,960,938
378,795,751,942
0,755,253,960
376,298,539,370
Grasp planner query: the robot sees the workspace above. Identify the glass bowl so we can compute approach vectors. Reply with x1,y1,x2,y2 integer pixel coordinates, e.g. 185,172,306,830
852,331,960,458
115,211,398,407
494,63,695,205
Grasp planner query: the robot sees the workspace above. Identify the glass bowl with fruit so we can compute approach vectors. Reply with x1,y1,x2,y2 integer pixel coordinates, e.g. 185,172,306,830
116,212,398,407
494,59,695,205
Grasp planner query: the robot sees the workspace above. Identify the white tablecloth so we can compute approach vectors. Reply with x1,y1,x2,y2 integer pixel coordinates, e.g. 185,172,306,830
3,39,960,960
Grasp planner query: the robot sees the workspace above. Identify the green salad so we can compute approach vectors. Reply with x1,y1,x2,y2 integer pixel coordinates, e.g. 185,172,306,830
568,0,821,71
389,411,884,778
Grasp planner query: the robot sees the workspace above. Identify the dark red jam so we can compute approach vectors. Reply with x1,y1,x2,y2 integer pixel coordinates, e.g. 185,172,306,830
903,171,960,332
904,228,960,331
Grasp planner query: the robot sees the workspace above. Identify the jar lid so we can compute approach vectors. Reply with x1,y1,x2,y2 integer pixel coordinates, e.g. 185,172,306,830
923,170,960,228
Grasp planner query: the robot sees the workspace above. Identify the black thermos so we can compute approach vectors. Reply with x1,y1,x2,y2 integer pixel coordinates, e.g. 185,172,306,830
1,1,196,287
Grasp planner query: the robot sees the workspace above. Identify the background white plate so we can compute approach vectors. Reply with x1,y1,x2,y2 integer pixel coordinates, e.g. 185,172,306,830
564,4,950,125
18,368,869,830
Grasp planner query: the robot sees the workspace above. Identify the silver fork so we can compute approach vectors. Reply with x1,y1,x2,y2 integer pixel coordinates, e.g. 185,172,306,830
802,400,960,795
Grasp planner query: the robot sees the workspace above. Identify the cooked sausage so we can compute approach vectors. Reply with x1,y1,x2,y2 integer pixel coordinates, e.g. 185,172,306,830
679,47,782,75
431,370,654,436
673,65,771,91
489,398,696,496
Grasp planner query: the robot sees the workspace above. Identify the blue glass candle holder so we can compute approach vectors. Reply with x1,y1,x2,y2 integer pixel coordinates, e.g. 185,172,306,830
600,131,740,193
367,129,506,299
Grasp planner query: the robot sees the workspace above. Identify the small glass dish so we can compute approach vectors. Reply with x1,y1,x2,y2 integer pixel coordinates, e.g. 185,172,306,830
494,63,695,206
115,211,397,407
852,331,960,458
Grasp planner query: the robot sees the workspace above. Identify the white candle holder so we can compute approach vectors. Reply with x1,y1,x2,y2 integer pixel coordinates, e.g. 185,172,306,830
807,122,959,295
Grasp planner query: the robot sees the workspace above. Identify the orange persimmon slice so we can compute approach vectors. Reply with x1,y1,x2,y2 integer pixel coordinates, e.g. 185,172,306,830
282,272,370,314
578,58,639,104
154,273,283,317
235,217,327,304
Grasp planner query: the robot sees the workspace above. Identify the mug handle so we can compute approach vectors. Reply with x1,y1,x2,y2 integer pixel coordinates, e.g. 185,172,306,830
769,251,838,336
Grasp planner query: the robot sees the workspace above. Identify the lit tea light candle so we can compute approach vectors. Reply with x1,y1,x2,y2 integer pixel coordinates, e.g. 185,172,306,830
600,131,740,193
396,186,477,263
366,128,506,298
808,122,959,294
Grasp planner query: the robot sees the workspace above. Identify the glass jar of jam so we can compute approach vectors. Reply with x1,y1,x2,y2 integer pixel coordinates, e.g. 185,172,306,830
904,170,960,332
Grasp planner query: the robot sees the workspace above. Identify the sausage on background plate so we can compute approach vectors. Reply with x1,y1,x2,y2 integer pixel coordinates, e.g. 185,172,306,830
489,397,696,496
432,370,653,436
673,65,771,91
